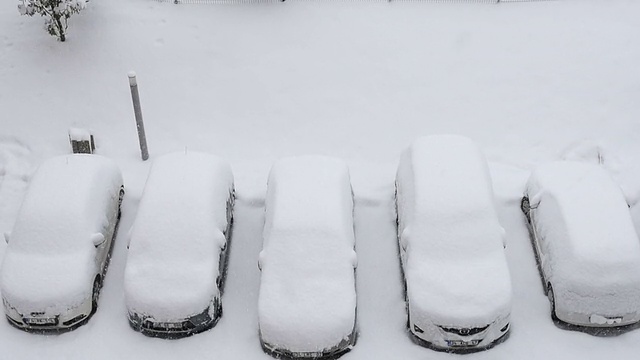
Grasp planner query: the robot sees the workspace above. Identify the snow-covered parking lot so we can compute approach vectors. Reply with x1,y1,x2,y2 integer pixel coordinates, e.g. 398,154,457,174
2,0,640,359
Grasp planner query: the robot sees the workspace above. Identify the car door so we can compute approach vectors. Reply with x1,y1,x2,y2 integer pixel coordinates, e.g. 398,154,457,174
95,189,119,274
529,208,551,284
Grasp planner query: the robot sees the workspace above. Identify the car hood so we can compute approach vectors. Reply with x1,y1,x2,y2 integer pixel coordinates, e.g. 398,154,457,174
124,255,219,322
406,255,512,327
0,250,95,314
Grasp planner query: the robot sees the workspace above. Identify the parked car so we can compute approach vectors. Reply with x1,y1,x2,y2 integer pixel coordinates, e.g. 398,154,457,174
521,161,640,328
395,135,512,352
1,154,124,331
124,151,234,338
258,156,358,359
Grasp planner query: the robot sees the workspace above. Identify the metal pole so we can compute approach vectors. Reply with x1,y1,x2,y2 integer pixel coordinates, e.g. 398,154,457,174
128,71,149,161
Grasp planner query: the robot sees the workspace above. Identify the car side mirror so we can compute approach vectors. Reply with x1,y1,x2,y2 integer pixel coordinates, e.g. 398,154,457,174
91,233,105,248
258,251,265,271
400,228,410,251
4,232,9,244
350,250,358,269
126,226,134,249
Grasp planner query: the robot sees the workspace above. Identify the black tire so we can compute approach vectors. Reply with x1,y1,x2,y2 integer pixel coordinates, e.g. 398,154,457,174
91,276,102,314
394,182,400,228
117,187,125,220
215,297,223,319
547,284,558,321
521,197,530,219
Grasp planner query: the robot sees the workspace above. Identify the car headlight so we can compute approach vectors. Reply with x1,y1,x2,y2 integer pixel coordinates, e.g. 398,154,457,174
2,297,20,317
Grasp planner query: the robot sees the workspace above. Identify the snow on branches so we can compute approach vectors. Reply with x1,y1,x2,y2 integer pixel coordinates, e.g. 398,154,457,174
18,0,87,42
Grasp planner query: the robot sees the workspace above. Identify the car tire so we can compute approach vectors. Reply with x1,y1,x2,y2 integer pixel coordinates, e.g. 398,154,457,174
117,187,125,220
215,297,223,319
92,276,102,314
394,182,400,228
547,284,558,321
521,197,530,219
403,278,408,302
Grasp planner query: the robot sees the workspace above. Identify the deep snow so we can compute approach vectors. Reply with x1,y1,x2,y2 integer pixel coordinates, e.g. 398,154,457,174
2,0,640,359
525,161,640,322
124,151,233,323
1,155,122,316
259,156,356,354
395,135,511,338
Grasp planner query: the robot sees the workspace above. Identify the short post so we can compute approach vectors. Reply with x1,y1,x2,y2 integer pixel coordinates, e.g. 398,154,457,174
128,71,149,161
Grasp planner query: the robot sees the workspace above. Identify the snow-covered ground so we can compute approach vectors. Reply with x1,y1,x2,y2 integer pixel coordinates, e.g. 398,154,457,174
2,0,640,359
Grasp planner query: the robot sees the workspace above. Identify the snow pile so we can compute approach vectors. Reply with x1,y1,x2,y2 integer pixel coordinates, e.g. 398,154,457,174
259,156,357,354
0,154,123,313
525,161,640,315
560,140,606,165
124,151,234,322
68,127,92,141
396,135,511,327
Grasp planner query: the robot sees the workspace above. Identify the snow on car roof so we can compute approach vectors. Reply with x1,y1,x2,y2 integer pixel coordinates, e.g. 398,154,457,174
396,135,511,325
124,151,233,321
1,154,122,312
259,156,357,353
526,161,640,283
263,156,354,243
397,135,504,251
7,154,122,254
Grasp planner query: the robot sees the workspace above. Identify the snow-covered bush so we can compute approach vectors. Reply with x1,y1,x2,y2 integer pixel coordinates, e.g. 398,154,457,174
18,0,87,42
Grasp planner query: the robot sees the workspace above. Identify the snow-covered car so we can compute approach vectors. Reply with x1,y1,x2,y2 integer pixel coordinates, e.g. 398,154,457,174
124,152,234,338
395,135,512,352
1,154,124,331
521,161,640,328
258,156,358,359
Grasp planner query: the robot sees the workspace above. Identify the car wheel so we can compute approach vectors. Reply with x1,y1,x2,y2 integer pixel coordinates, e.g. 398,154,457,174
215,297,223,319
117,187,125,219
403,278,408,302
92,276,102,314
521,197,530,219
547,284,558,321
394,183,400,228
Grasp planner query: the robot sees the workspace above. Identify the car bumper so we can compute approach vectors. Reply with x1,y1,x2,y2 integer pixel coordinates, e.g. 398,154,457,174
556,310,640,328
4,300,92,332
408,316,510,353
260,330,357,360
128,307,219,339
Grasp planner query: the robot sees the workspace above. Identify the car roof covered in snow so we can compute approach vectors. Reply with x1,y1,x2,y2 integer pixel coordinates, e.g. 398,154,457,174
395,135,511,325
124,151,234,321
259,156,357,353
7,154,122,254
1,154,123,312
526,161,640,284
